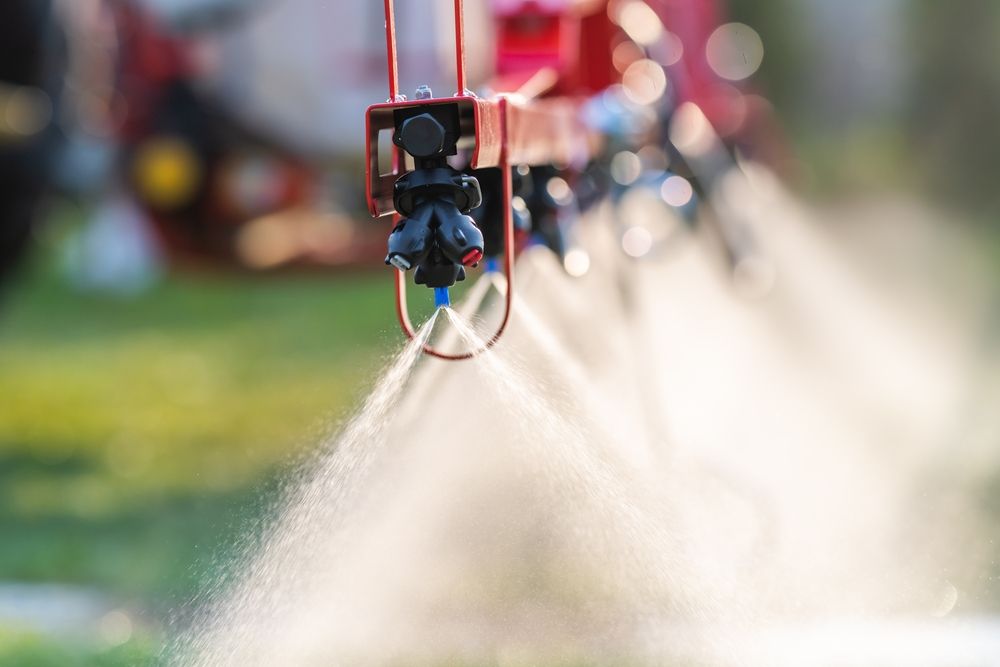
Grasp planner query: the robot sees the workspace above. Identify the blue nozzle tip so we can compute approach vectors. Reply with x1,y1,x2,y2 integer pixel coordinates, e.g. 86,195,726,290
433,287,451,309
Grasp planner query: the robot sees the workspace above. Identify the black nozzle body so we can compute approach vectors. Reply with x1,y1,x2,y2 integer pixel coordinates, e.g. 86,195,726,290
386,166,485,282
385,103,485,289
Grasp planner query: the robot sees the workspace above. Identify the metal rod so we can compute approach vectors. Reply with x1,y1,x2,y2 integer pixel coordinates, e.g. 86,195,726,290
383,0,400,100
453,0,468,94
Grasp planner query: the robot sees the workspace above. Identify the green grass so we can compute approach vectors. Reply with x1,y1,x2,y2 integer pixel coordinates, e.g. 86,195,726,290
0,250,415,662
791,122,917,200
0,267,402,495
0,628,158,667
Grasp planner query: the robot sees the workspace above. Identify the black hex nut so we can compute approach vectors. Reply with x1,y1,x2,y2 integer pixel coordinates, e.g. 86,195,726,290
396,113,446,158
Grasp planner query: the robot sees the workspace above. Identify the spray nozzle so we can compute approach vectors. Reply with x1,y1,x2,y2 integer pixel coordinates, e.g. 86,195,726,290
386,166,484,289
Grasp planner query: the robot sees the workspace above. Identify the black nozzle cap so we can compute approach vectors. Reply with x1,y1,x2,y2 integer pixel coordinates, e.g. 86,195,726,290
396,113,446,158
385,204,435,271
433,201,484,267
415,261,466,288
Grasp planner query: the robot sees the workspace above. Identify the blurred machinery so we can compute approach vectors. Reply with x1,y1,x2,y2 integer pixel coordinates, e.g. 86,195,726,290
0,0,782,289
108,0,330,265
0,0,67,289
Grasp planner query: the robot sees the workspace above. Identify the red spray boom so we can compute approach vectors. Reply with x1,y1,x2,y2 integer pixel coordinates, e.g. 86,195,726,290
364,0,590,360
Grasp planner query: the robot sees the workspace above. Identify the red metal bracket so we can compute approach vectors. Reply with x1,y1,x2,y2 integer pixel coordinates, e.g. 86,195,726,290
366,0,590,359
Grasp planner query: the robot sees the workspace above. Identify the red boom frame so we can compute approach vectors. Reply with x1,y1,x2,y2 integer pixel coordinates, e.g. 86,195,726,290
365,0,588,359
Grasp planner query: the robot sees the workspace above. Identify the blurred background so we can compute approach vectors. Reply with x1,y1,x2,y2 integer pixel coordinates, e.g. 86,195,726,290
0,0,998,664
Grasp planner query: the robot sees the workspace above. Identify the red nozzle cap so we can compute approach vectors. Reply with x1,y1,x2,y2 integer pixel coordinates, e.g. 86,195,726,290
461,248,483,266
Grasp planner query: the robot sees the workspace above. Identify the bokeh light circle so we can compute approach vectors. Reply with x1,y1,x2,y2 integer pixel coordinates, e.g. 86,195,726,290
660,175,694,208
622,59,668,106
706,23,764,81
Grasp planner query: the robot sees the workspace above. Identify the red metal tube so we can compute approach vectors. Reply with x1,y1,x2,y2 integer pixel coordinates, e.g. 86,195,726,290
453,0,468,95
383,0,400,101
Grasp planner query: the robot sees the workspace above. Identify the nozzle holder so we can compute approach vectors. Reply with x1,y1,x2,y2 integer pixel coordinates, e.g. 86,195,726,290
393,167,482,218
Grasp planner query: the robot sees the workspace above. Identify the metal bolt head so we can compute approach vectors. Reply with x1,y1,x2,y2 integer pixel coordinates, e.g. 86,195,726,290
414,85,433,100
398,113,446,158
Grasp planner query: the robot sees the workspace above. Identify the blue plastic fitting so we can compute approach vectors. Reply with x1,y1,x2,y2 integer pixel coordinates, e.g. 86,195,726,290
433,287,451,309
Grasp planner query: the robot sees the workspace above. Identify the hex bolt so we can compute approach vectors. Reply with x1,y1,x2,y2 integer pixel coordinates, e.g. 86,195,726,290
397,113,446,158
